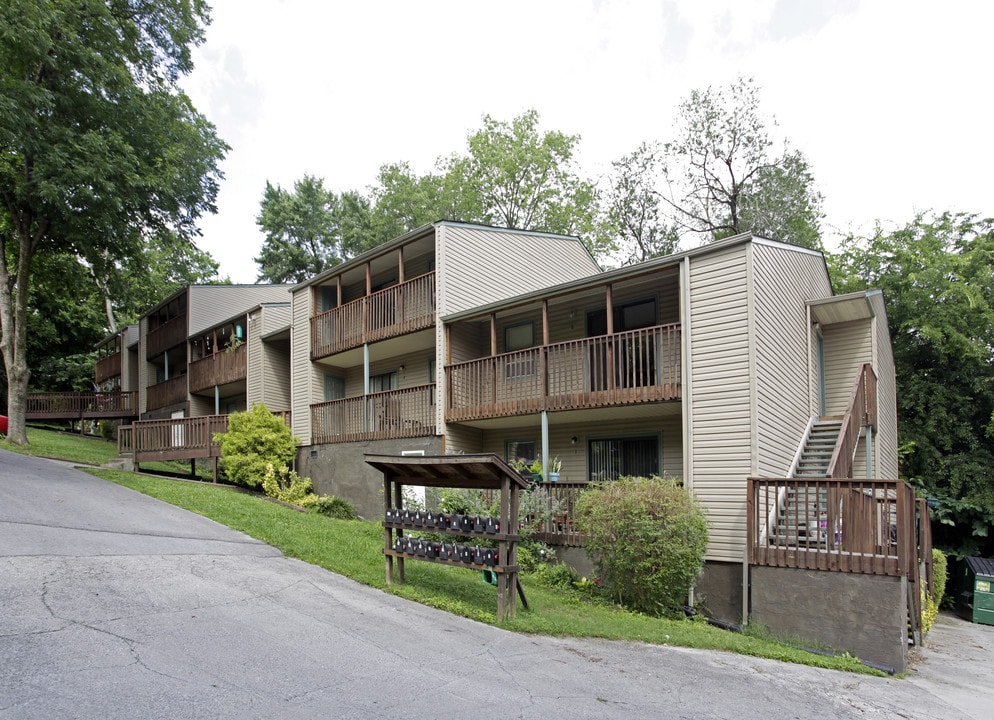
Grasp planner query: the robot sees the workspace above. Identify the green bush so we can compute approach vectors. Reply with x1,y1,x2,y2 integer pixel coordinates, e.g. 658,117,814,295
932,548,948,607
574,475,709,616
261,463,314,505
215,404,298,488
303,494,358,520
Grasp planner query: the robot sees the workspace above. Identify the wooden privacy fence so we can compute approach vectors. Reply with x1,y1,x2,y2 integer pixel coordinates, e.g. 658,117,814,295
446,323,681,422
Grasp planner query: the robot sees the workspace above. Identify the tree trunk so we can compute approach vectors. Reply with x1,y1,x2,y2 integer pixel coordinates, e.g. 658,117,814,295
0,223,38,446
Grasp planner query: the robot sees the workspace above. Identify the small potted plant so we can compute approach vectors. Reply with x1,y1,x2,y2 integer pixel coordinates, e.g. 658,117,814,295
547,456,562,482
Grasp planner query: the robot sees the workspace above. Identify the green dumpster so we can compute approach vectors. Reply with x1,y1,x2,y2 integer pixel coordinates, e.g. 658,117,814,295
956,557,994,626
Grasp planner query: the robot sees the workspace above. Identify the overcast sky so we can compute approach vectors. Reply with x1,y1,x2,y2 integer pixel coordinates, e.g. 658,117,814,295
180,0,991,283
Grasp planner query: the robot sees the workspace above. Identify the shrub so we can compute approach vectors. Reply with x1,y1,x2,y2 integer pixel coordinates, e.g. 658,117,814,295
261,463,314,505
532,561,577,589
574,475,709,616
303,494,358,520
214,404,297,488
932,548,948,607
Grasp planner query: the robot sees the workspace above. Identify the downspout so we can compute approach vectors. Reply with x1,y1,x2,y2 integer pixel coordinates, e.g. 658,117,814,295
541,411,550,481
214,385,220,415
866,425,874,478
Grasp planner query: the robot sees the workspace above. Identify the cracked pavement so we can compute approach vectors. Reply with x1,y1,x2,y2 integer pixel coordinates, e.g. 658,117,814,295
1,449,989,719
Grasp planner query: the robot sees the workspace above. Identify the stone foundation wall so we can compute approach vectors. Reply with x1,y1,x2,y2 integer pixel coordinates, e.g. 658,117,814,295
750,566,908,672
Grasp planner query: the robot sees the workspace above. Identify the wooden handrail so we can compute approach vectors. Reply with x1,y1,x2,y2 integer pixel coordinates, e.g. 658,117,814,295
826,363,877,479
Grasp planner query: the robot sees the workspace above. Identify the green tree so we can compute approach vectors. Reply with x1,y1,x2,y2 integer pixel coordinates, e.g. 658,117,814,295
605,142,679,265
830,212,994,556
0,0,226,444
255,175,378,282
365,110,612,259
659,76,823,248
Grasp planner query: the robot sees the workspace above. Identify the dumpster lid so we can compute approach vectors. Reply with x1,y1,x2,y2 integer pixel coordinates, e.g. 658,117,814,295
965,556,994,578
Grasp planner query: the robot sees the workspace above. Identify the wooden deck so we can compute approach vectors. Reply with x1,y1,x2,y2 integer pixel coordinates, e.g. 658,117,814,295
119,415,229,479
25,391,138,421
188,343,247,393
446,323,681,421
311,384,435,444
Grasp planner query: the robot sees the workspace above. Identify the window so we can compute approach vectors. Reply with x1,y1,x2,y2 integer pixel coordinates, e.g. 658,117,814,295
588,435,659,481
323,374,345,402
369,371,398,393
504,322,533,351
427,359,436,383
506,440,537,466
503,321,536,379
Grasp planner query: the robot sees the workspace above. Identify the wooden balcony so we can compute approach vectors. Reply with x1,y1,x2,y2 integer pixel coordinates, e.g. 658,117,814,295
311,383,436,444
446,323,681,422
311,272,435,359
146,375,188,411
188,344,247,393
25,391,138,420
146,315,187,357
94,352,122,384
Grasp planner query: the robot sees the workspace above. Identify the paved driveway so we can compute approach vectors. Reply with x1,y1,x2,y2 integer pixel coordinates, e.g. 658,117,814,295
0,450,987,719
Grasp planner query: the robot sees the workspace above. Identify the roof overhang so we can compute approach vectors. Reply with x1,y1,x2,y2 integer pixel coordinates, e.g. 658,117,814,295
364,453,529,490
808,289,882,325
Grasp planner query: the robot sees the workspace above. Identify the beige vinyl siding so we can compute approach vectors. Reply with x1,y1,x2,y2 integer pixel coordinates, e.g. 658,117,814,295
688,245,752,562
290,288,315,443
870,292,899,478
187,285,291,336
436,225,599,317
247,306,292,412
447,322,486,364
443,423,484,454
480,415,683,482
341,351,435,397
189,394,215,416
752,243,833,477
822,319,872,416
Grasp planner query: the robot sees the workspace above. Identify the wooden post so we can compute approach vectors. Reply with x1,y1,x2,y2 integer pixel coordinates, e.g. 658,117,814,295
384,474,394,585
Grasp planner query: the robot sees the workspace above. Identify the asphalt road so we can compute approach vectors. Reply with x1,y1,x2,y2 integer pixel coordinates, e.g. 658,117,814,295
1,449,989,719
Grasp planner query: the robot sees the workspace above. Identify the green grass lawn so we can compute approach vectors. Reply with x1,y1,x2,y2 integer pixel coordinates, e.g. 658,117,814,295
1,425,119,465
2,427,879,675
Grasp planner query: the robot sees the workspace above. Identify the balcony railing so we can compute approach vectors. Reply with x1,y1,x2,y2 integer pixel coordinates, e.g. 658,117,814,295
94,352,122,384
146,315,187,358
446,323,681,422
747,477,919,578
146,375,188,411
311,272,435,358
25,391,138,419
188,344,247,393
311,383,436,444
119,415,229,461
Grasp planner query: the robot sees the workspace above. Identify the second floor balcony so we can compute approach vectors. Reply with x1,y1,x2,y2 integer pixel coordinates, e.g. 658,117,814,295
147,374,188,411
94,352,122,384
311,272,435,359
446,323,681,422
146,315,187,358
188,343,247,393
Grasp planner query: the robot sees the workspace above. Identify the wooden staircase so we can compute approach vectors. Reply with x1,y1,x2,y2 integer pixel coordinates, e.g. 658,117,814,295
766,419,843,547
794,419,842,477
